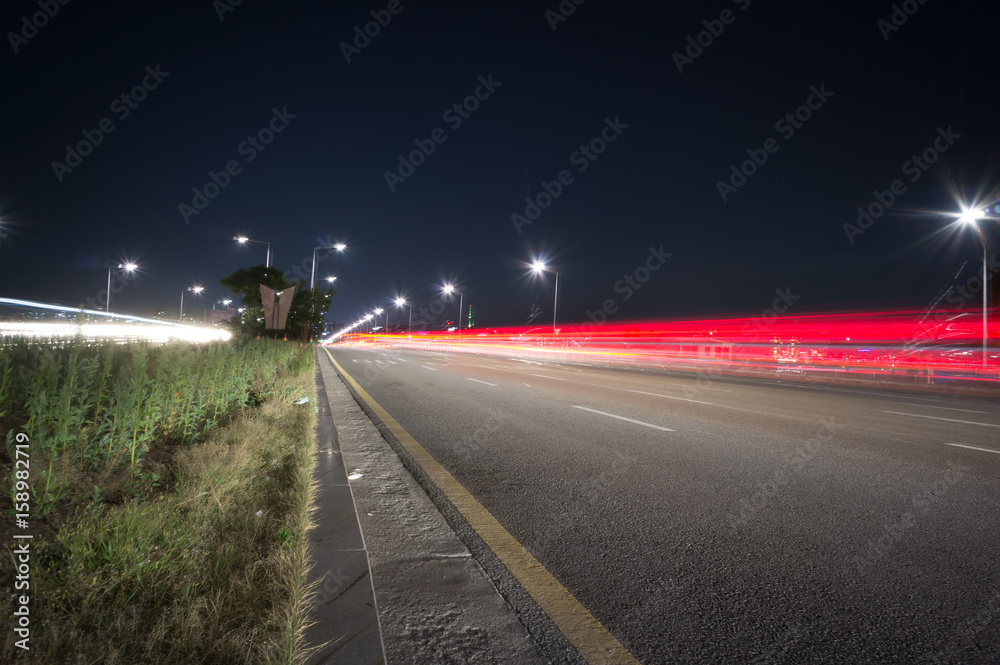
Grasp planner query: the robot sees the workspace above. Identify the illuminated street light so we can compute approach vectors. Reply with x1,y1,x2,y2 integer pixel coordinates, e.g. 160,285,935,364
311,243,347,290
530,258,560,333
235,236,272,267
180,285,205,323
953,205,992,366
442,283,464,338
106,262,139,313
958,207,986,225
326,276,337,283
395,297,412,334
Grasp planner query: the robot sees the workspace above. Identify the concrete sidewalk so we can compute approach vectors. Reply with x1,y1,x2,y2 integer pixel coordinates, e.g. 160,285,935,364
305,350,551,664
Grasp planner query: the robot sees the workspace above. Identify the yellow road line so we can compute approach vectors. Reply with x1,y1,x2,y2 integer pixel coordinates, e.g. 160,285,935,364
323,348,639,665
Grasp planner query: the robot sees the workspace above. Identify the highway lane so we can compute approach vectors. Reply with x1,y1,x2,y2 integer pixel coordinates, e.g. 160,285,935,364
328,346,1000,664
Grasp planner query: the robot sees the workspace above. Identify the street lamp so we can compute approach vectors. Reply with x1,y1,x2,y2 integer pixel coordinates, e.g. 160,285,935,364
442,284,464,338
373,307,385,333
180,285,205,323
106,262,138,313
955,206,991,366
531,258,560,333
235,236,271,267
310,243,347,290
395,297,412,334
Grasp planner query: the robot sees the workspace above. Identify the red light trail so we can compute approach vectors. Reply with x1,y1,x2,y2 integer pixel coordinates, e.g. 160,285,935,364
331,309,1000,388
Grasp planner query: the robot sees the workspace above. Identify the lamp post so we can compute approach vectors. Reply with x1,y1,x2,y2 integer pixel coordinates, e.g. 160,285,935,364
442,284,463,338
395,297,412,334
310,243,346,290
106,262,138,313
180,285,204,323
235,236,271,267
373,308,384,333
531,259,560,333
956,206,991,367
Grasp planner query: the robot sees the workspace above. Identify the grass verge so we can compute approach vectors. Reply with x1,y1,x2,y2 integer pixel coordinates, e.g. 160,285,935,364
2,342,317,664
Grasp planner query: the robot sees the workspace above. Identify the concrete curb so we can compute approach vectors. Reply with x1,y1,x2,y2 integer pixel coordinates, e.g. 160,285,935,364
303,360,387,665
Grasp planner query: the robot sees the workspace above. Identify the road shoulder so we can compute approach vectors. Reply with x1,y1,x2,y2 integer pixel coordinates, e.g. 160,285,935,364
316,349,552,664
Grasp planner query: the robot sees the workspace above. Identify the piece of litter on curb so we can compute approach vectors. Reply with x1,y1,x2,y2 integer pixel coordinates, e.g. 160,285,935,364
295,397,309,405
255,510,263,517
347,471,363,480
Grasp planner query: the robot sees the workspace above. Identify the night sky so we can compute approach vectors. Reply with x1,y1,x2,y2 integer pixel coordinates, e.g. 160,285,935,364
0,0,996,329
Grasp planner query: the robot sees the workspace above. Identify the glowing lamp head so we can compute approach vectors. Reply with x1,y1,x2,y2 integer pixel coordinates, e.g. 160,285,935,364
531,260,548,274
191,286,204,294
235,236,249,243
957,207,985,225
121,262,138,272
374,308,383,315
222,299,232,306
442,284,455,295
334,243,347,251
395,298,406,307
365,314,373,320
326,276,337,283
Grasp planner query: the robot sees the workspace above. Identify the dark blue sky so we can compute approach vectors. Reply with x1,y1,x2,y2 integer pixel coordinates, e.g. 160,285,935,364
0,0,996,328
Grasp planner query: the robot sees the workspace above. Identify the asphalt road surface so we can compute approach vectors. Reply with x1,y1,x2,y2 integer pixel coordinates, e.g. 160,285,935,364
327,346,1000,664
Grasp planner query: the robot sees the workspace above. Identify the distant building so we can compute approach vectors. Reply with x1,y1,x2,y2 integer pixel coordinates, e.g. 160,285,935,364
205,308,237,325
